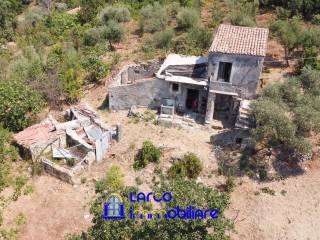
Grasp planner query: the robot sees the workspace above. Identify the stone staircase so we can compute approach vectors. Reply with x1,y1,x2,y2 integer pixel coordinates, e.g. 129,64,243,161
235,100,255,129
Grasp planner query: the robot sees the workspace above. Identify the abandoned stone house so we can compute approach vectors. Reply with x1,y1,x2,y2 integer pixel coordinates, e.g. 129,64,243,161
109,24,269,128
14,104,117,184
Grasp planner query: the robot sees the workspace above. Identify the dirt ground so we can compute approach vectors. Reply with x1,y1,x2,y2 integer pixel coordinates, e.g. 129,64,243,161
3,108,320,240
227,161,320,240
2,6,317,239
2,110,223,239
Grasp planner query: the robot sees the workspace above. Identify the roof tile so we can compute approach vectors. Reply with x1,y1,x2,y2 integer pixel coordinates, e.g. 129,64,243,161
210,24,269,57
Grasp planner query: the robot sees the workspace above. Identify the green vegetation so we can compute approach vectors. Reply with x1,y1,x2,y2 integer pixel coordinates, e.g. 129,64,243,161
260,187,276,196
153,29,175,49
15,213,27,226
177,8,200,30
98,6,131,24
72,167,232,240
259,0,320,20
101,20,125,49
139,3,168,33
168,152,203,179
95,165,124,192
252,67,320,158
228,0,258,27
134,141,161,169
0,127,17,192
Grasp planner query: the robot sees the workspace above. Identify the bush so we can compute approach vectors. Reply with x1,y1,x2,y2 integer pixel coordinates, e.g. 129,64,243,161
140,3,168,33
46,13,78,37
168,152,203,179
177,8,199,30
66,158,75,167
134,141,161,169
225,174,235,193
31,161,43,176
83,28,101,46
183,152,203,179
228,0,258,27
153,29,175,49
258,168,268,181
95,165,124,192
98,6,131,24
0,127,17,192
82,54,109,83
188,26,212,49
300,67,320,96
229,13,256,27
312,14,320,25
0,80,44,132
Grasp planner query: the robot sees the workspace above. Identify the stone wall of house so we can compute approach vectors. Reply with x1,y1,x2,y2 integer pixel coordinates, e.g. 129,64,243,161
42,158,75,184
111,60,162,87
109,78,171,110
109,78,208,111
208,53,264,99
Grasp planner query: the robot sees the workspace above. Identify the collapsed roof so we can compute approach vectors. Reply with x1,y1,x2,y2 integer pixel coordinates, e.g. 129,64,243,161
156,54,208,86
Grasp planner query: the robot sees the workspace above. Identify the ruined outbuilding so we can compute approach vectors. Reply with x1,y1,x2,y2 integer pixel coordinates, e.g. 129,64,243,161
109,24,269,129
14,104,118,184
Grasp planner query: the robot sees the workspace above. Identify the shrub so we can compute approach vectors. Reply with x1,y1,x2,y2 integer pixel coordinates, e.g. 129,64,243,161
15,213,27,226
0,80,44,132
153,29,175,49
260,187,275,195
98,6,131,24
225,174,236,193
188,26,212,49
66,158,75,167
83,28,101,46
101,20,125,49
134,141,161,169
46,13,78,37
31,161,43,176
258,168,268,181
167,161,186,179
166,2,181,17
0,127,17,192
228,0,257,27
79,0,105,23
177,8,199,30
95,165,124,192
312,14,320,25
302,47,320,70
210,2,224,28
140,3,168,33
183,152,203,179
135,176,143,185
82,54,109,83
168,152,203,179
229,13,256,27
12,176,28,201
299,67,320,96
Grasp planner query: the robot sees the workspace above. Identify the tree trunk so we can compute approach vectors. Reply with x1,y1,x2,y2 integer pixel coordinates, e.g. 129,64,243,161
284,47,290,67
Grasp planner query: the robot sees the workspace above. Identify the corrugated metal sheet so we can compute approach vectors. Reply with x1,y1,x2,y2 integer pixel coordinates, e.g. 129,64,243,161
53,148,73,159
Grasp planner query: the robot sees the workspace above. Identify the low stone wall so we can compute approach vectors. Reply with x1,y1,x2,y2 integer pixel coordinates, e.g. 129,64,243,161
42,158,75,184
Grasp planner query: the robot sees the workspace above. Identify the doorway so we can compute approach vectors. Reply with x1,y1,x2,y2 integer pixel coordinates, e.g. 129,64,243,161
186,89,199,112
